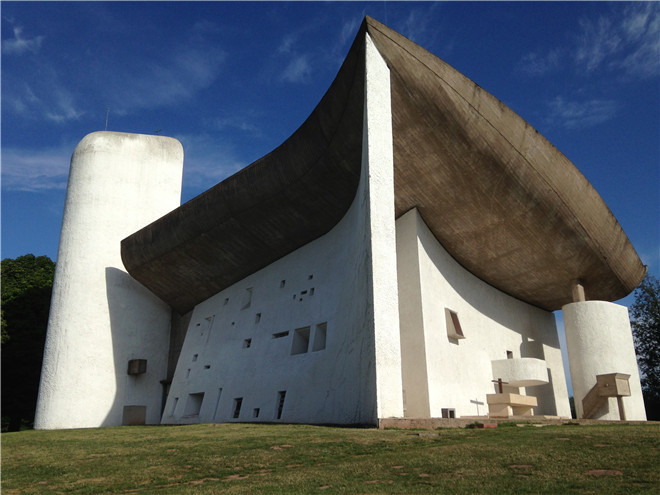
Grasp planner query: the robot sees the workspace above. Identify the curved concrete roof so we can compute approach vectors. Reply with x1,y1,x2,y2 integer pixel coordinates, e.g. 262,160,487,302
122,17,645,314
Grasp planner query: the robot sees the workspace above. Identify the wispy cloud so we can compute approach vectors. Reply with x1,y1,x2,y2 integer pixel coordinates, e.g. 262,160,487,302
1,146,72,192
2,25,44,55
575,3,659,79
546,96,618,129
518,50,561,76
280,54,312,84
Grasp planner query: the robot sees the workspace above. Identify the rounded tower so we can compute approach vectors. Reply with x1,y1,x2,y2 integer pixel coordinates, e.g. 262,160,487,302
34,131,183,429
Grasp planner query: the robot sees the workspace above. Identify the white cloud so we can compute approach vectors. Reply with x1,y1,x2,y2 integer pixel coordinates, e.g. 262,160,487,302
2,25,44,55
1,146,72,192
518,50,561,76
546,96,618,129
280,54,312,84
575,3,659,79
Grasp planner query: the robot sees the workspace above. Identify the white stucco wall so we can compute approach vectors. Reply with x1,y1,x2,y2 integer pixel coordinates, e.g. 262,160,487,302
563,301,646,420
396,208,571,419
34,131,183,429
162,34,403,426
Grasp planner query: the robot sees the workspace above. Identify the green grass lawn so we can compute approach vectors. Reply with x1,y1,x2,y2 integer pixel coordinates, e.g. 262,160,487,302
2,422,659,494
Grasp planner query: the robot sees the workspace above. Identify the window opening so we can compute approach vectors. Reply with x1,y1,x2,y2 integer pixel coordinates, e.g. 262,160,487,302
184,392,204,417
445,308,465,340
204,364,211,369
441,408,455,419
312,322,327,351
186,368,191,379
276,391,286,419
291,326,311,355
310,288,315,296
213,388,223,421
255,313,261,324
308,275,313,280
507,350,514,359
242,288,253,309
280,280,286,288
224,298,229,305
192,354,198,362
243,338,252,349
253,408,260,418
233,398,243,419
171,397,179,416
273,331,289,339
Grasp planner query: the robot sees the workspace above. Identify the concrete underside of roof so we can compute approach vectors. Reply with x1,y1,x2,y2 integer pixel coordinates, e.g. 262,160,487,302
121,16,645,315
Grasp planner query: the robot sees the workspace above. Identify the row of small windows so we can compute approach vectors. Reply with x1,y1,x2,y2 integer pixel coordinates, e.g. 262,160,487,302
172,389,287,421
241,322,328,355
219,275,315,310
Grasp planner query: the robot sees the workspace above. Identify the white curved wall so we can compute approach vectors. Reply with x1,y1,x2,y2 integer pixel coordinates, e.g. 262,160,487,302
35,131,183,429
563,301,646,420
396,208,571,419
161,34,403,426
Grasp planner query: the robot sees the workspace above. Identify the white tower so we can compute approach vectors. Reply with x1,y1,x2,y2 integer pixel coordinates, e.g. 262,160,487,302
34,131,183,429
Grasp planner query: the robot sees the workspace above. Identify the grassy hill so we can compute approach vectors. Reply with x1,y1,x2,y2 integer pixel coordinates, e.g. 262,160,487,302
2,422,659,493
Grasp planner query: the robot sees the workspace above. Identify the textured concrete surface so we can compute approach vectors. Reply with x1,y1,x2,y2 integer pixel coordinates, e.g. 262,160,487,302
122,16,644,314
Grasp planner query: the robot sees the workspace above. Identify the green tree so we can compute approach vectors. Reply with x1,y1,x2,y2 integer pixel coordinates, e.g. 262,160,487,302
1,254,55,431
630,275,660,420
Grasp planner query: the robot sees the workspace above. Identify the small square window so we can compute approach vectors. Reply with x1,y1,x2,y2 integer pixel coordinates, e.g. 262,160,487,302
291,327,311,355
243,338,252,349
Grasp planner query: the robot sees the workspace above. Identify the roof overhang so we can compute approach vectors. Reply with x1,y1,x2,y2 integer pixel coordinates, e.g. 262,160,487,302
121,17,645,314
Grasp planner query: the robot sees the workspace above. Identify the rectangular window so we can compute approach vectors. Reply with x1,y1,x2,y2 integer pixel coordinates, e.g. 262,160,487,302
171,397,179,416
253,408,260,418
241,288,253,309
312,322,327,351
291,326,311,355
213,388,223,421
507,350,514,359
276,391,286,419
441,408,455,419
445,308,465,340
280,280,286,288
233,398,243,419
255,313,261,324
243,338,252,349
184,392,204,416
273,331,289,339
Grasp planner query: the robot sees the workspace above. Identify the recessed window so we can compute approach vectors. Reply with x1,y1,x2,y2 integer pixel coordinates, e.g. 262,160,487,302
184,392,204,417
312,322,327,351
280,280,286,288
441,408,455,419
224,298,229,305
192,354,198,362
204,364,211,369
273,331,289,339
243,338,252,349
301,290,308,295
507,350,514,359
291,326,311,355
171,397,179,416
186,368,191,378
276,391,286,419
127,359,147,375
310,288,315,296
308,275,313,280
233,398,243,419
255,313,261,324
253,408,260,418
445,308,465,340
213,388,223,421
242,288,253,309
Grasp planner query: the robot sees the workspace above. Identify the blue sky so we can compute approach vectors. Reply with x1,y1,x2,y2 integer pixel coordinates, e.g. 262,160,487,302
2,1,659,295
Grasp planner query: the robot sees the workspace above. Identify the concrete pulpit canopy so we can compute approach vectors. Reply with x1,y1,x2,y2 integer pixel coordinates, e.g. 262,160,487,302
121,16,645,314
